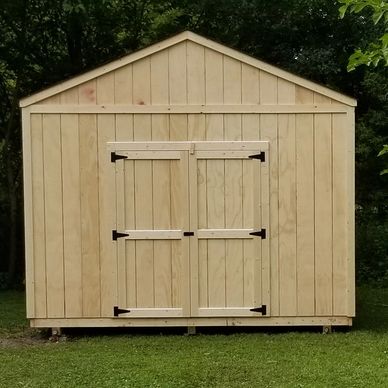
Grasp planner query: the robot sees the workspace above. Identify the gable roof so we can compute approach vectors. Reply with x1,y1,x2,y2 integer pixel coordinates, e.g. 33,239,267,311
20,31,357,108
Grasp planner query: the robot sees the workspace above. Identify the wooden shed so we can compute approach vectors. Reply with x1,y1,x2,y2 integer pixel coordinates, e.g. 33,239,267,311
20,31,356,330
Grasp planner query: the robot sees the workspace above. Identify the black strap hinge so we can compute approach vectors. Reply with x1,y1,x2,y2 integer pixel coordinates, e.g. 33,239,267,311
112,230,129,241
249,228,266,239
113,306,131,316
111,152,128,163
250,305,267,315
249,151,265,162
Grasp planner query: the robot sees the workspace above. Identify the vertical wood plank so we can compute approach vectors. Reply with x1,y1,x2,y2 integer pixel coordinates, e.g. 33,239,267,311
114,65,133,104
169,42,187,105
188,115,206,141
259,71,277,104
295,86,313,104
30,114,46,318
115,156,127,307
153,159,172,308
224,115,243,307
206,115,224,140
278,114,297,316
115,115,134,307
278,79,296,104
187,40,205,143
314,93,331,104
170,151,190,312
78,80,97,104
133,57,151,105
151,50,169,104
133,115,153,308
242,64,260,105
260,70,278,315
43,114,64,318
134,158,154,307
60,88,79,104
197,159,208,308
347,109,356,316
170,114,188,141
207,159,226,307
205,113,225,308
96,73,115,104
187,42,205,104
23,108,35,318
205,48,223,104
150,55,172,308
61,114,82,317
115,115,134,143
223,56,241,104
260,116,279,315
79,114,100,317
296,114,315,316
242,113,260,307
197,160,208,307
315,114,333,316
332,114,348,316
97,114,116,316
260,144,271,313
41,95,61,104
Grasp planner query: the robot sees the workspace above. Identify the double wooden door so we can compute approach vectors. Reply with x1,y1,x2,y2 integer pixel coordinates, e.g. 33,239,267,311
110,141,270,318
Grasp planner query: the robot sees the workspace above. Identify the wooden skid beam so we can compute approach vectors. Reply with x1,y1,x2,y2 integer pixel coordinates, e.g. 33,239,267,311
30,316,352,327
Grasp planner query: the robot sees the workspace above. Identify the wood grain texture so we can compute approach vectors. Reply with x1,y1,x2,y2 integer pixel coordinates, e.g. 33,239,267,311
97,114,116,316
61,114,82,317
347,109,356,316
115,114,134,308
79,114,100,317
151,50,169,104
224,115,243,308
332,114,348,316
314,114,333,316
23,108,34,318
78,80,97,104
206,159,226,307
260,114,279,316
169,42,187,105
205,49,223,104
278,114,297,316
43,114,64,318
242,64,259,104
114,65,133,104
133,57,151,105
296,114,315,316
31,114,46,318
187,42,205,104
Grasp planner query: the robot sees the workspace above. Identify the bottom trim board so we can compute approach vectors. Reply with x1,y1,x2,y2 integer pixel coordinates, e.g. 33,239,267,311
30,316,352,328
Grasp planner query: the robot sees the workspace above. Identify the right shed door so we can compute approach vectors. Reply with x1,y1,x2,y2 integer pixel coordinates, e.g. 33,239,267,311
190,141,270,317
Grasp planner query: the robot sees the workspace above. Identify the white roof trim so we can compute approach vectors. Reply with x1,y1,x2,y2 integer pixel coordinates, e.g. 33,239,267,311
20,31,356,108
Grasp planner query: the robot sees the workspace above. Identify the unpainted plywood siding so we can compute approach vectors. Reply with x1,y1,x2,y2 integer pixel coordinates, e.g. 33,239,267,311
40,42,342,106
25,40,354,320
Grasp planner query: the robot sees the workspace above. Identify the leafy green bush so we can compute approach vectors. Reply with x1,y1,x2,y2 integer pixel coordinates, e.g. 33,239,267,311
356,208,388,287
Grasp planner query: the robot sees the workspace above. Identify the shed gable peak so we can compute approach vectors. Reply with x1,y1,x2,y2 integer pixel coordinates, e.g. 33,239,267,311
20,31,356,107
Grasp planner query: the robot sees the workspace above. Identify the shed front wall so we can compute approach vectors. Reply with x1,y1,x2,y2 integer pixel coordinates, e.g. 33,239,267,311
23,39,354,324
26,110,353,320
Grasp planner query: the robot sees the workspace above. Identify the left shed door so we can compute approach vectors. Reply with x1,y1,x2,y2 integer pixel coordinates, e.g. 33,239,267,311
111,143,190,318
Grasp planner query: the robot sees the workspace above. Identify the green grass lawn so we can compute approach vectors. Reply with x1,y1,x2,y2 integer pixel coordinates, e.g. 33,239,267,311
1,289,388,387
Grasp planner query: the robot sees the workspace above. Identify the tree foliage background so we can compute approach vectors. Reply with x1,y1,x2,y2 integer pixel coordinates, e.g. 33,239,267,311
0,0,387,288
